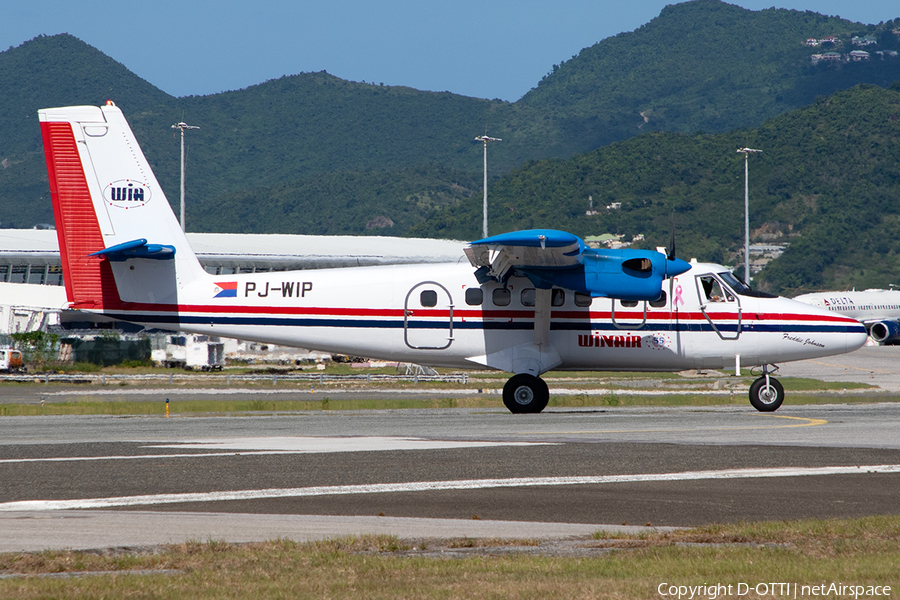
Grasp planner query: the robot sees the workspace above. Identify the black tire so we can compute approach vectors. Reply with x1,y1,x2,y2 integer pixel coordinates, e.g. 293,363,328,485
502,374,549,414
749,376,784,412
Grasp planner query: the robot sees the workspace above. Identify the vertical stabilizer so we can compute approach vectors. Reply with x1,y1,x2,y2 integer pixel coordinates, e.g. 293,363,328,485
39,102,207,310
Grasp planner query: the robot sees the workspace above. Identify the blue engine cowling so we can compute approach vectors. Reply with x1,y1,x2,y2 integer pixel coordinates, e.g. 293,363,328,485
468,229,691,302
869,320,900,344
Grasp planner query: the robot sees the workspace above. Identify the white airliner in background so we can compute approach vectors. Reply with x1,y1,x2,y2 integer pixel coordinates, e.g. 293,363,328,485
794,289,900,345
39,102,867,413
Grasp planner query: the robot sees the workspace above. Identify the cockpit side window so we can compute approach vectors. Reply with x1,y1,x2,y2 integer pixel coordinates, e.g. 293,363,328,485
699,275,734,303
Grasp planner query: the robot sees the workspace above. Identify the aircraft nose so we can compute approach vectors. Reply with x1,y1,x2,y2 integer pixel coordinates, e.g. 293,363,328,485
845,321,869,352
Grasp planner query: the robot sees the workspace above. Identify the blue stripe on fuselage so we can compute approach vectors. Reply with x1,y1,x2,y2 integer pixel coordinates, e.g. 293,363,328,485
103,312,863,335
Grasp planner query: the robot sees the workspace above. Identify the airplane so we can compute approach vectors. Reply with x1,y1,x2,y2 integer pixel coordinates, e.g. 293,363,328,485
38,102,868,413
794,288,900,345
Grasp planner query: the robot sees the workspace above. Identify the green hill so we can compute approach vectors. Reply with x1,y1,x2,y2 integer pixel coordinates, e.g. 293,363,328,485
0,0,897,271
195,165,482,236
519,0,900,141
0,34,174,228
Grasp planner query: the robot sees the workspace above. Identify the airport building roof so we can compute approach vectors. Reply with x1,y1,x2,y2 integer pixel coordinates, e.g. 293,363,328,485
0,229,469,285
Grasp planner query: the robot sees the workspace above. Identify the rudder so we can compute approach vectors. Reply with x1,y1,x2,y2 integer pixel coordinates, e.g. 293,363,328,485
39,102,206,311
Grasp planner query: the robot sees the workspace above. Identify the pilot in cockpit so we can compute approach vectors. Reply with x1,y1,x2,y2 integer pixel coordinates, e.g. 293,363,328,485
700,276,727,303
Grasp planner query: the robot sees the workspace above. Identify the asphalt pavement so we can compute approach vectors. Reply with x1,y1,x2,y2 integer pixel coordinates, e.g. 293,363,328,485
2,345,900,552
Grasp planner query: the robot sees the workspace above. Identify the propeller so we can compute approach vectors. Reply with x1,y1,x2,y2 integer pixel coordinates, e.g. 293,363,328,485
662,213,690,282
666,214,679,310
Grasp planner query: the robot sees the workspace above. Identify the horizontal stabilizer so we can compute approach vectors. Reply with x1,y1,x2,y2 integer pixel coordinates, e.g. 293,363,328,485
89,238,176,261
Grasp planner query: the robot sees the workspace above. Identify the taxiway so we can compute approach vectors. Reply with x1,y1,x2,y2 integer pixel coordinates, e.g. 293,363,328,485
1,347,899,552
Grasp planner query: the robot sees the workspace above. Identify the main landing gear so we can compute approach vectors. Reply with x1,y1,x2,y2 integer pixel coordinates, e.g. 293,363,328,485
501,368,787,414
749,366,784,412
502,374,550,414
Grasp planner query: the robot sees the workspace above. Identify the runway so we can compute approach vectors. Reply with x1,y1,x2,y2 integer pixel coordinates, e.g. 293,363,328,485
2,346,900,552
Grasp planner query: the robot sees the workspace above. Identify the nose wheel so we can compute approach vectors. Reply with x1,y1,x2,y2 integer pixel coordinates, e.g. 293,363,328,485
749,375,784,412
502,374,550,413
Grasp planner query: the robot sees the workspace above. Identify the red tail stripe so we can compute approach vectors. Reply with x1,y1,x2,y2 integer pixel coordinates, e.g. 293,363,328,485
41,121,122,309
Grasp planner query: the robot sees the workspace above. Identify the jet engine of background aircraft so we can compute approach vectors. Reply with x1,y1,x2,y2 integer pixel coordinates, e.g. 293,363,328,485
870,321,900,344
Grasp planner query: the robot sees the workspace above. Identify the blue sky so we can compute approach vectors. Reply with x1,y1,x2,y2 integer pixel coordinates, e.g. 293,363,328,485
3,1,897,102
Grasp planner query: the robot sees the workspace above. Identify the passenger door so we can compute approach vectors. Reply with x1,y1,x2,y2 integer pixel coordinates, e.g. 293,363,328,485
404,281,454,349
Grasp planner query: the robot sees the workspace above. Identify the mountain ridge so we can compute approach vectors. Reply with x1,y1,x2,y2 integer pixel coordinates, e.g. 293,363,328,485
0,1,898,294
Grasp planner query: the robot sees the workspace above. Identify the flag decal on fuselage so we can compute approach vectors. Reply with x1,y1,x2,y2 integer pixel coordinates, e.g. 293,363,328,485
214,282,238,298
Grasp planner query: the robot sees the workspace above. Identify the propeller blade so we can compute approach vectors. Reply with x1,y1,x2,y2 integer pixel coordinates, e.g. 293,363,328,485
667,213,676,260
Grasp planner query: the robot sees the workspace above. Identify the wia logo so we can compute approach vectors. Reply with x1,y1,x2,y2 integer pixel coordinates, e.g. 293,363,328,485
103,180,151,209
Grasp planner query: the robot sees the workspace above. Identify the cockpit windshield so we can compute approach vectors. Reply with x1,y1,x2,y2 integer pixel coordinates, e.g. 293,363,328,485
718,271,778,298
718,271,752,295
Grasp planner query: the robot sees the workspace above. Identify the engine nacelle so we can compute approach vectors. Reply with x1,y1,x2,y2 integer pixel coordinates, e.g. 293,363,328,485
466,229,690,302
869,320,900,344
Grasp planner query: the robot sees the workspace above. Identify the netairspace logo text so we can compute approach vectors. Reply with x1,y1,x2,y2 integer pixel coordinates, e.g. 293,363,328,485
658,582,892,599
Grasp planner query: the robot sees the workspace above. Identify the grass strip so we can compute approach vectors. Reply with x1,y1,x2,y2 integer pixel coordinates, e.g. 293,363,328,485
0,382,895,417
0,516,897,598
0,390,895,416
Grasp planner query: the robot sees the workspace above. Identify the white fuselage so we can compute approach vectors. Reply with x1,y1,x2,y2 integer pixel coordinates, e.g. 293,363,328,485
99,260,867,373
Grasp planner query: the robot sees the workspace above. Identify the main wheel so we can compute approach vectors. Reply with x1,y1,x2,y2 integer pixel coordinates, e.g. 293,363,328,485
502,374,549,414
749,376,784,412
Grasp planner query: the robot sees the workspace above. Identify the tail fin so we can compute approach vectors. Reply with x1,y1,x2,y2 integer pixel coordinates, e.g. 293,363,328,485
39,102,207,310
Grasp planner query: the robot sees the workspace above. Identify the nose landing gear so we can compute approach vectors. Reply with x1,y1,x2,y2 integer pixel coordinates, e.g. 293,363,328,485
749,366,784,411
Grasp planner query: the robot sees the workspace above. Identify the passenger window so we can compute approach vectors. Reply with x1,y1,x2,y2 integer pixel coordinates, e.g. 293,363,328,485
620,300,638,308
420,290,437,307
551,289,565,306
492,288,511,306
465,288,483,306
649,291,667,308
521,288,535,307
574,293,592,307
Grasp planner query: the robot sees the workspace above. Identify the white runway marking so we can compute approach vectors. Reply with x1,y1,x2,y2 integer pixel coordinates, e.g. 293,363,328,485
3,464,898,512
42,387,745,396
0,436,550,465
146,436,548,452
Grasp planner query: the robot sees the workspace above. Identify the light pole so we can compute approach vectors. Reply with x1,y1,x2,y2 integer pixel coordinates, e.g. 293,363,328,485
475,135,501,238
172,121,200,231
736,147,762,283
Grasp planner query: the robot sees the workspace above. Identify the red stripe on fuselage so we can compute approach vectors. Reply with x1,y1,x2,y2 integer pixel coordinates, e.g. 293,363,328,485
91,301,861,327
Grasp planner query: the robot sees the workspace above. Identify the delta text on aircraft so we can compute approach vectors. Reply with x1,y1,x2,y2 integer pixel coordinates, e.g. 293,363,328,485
794,288,900,344
39,102,868,413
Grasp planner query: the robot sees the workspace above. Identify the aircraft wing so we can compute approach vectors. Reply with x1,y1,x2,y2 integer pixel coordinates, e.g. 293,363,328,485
465,229,690,302
464,230,584,280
